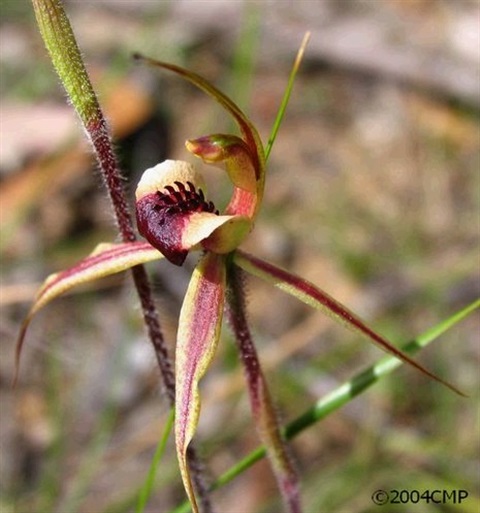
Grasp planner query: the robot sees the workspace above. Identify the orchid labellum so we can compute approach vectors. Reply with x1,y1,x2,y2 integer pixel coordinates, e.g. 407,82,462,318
15,34,465,513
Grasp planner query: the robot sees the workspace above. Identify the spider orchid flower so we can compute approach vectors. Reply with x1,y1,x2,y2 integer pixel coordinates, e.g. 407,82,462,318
15,56,464,513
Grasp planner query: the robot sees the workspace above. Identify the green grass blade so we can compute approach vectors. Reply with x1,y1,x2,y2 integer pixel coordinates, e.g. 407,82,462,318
264,32,310,162
168,297,478,513
136,408,175,513
285,303,478,438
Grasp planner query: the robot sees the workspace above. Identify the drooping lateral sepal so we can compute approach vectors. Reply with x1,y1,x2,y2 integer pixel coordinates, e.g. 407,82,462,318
14,241,163,383
175,252,227,513
234,250,465,397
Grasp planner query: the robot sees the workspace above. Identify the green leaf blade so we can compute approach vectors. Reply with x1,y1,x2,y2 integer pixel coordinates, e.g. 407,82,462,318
265,32,310,161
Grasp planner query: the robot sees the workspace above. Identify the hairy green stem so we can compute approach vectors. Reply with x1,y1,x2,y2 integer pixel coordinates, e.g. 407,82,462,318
31,0,174,398
30,1,211,509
